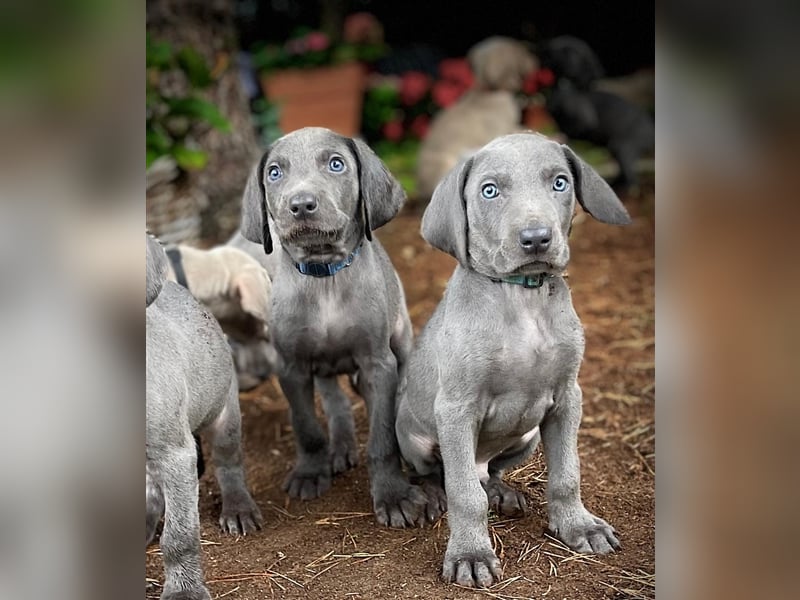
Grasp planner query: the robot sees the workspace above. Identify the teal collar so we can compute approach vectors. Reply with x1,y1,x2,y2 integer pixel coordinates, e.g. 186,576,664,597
294,245,361,277
490,273,551,289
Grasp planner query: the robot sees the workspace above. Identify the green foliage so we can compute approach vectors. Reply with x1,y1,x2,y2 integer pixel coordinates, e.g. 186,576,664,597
146,35,231,170
251,29,387,73
374,139,421,198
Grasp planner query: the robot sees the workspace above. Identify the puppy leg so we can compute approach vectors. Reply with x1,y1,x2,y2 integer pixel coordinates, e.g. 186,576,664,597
317,377,359,474
359,351,427,528
608,140,639,192
279,367,332,499
146,461,164,546
541,382,620,554
436,393,502,588
209,379,263,535
484,433,540,518
154,445,211,600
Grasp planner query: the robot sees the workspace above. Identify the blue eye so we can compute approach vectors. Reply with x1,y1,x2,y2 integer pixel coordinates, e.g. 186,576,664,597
267,165,282,182
328,156,345,173
553,175,569,192
481,182,499,200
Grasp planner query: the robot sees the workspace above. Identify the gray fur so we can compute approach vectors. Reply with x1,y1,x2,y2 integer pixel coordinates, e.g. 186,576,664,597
146,233,262,600
238,127,425,527
396,133,628,587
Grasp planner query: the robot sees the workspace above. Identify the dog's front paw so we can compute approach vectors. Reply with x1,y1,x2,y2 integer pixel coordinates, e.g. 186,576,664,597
484,477,528,518
282,455,332,500
442,547,502,588
372,479,428,528
219,490,263,535
161,586,212,600
550,508,620,554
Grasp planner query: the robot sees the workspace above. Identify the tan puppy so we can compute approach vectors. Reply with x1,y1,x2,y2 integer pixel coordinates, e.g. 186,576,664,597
164,244,276,389
416,37,538,200
164,245,271,326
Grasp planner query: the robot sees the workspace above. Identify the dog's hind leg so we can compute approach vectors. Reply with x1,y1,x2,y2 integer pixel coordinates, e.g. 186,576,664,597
208,379,263,535
279,367,333,499
153,443,211,600
317,377,359,474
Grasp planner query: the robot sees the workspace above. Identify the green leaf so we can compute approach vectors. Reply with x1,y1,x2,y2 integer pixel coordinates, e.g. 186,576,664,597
165,97,231,132
146,37,173,69
146,126,172,153
172,145,208,170
146,148,159,169
176,47,212,88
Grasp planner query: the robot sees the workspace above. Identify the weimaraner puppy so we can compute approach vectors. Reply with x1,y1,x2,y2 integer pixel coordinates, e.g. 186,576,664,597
395,132,630,587
146,233,262,600
239,127,426,527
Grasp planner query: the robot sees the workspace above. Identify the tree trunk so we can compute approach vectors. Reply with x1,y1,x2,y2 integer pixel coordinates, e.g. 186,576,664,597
147,0,259,244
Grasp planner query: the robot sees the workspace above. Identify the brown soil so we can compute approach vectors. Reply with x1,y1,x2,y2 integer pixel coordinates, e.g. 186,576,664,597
146,187,655,600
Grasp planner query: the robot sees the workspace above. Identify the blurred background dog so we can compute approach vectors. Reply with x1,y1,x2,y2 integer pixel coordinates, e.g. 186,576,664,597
415,37,538,200
164,244,279,390
538,35,654,191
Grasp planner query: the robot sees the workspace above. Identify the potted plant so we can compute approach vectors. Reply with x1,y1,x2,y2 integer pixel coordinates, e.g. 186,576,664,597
252,13,386,137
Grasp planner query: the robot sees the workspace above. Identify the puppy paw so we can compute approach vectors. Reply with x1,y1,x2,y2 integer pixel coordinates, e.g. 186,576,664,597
219,490,263,535
441,548,502,588
550,508,620,554
372,479,429,528
282,455,332,500
483,477,528,518
161,586,212,600
330,437,359,475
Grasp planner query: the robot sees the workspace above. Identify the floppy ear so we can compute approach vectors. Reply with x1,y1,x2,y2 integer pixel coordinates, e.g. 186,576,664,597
232,268,272,324
562,145,631,225
240,151,273,253
346,138,406,238
145,233,167,307
421,156,473,265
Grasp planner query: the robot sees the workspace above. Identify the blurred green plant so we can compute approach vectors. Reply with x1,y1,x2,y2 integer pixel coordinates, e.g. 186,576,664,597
251,21,386,73
373,138,420,198
146,35,231,170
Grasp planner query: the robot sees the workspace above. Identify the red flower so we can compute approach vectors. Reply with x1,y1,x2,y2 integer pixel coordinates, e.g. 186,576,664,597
400,71,432,106
537,68,555,87
438,58,474,88
432,80,464,108
382,120,404,142
305,31,330,52
410,115,430,139
522,71,539,95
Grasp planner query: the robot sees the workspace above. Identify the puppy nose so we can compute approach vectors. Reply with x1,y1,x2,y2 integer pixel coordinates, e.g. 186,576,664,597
519,226,552,253
289,194,318,218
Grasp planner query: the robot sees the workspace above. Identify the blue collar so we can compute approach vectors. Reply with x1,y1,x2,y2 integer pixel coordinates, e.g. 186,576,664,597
294,245,361,277
490,273,551,288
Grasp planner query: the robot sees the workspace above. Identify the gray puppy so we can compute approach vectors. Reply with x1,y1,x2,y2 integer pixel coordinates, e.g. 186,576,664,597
146,233,263,600
240,127,426,527
395,133,629,587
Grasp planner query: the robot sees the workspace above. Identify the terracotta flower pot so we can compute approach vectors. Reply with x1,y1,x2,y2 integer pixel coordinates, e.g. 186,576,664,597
261,62,367,137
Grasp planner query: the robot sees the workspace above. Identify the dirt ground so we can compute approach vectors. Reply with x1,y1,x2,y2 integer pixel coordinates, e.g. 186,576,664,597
146,184,655,600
